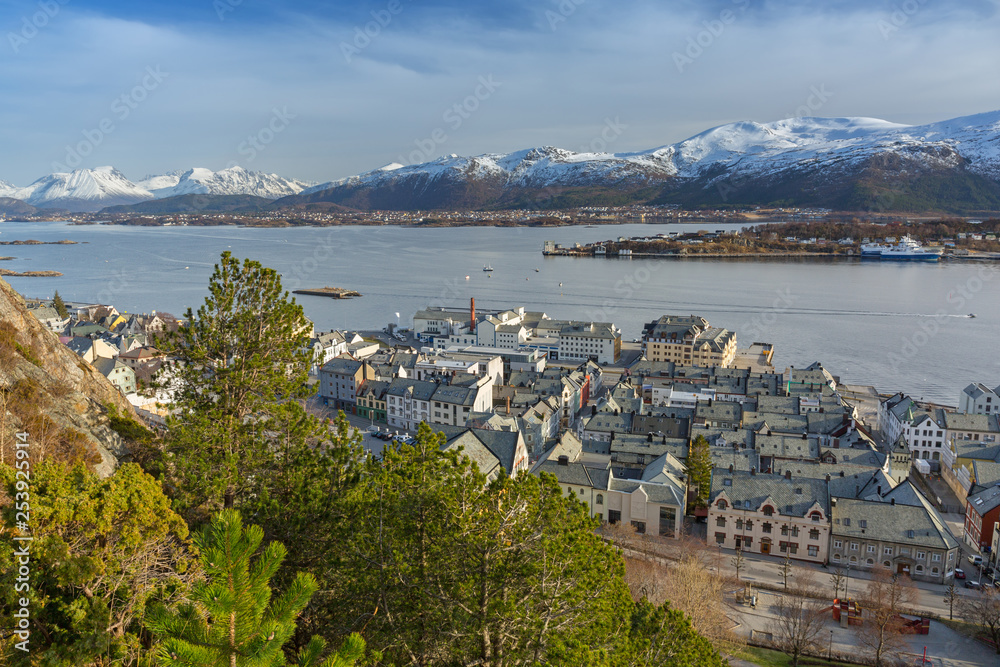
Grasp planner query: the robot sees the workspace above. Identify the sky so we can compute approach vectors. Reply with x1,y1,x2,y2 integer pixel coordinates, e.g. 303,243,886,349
1,0,999,185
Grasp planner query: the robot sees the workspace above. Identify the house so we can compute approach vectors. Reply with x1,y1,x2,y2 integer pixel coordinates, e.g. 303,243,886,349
93,357,137,395
556,321,621,364
65,337,119,363
964,484,1000,552
436,424,530,480
386,378,437,431
356,380,390,423
709,469,831,563
117,346,164,370
429,376,494,426
829,495,959,584
318,357,376,413
640,315,737,367
28,305,70,333
959,383,1000,415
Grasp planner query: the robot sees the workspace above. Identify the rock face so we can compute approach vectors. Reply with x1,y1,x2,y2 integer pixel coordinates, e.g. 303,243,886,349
0,277,137,476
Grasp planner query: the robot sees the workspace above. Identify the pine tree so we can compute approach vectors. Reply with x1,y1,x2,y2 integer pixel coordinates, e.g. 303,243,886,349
155,252,322,514
52,290,68,318
147,509,363,667
685,434,712,509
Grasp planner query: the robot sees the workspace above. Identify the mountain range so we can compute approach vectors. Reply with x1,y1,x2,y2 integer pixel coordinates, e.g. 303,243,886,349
3,110,1000,214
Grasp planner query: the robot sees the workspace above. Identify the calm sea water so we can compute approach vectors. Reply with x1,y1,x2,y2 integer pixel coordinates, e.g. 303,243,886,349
3,220,998,404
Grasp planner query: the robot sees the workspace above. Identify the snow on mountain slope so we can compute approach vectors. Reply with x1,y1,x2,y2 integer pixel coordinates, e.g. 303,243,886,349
138,166,310,199
22,167,154,210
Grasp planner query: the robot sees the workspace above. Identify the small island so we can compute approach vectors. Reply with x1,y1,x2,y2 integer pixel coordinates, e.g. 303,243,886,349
292,286,362,299
0,269,63,277
0,239,79,245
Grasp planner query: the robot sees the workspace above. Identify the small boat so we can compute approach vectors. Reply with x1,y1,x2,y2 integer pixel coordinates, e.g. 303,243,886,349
483,264,494,272
969,313,977,318
465,275,470,280
534,268,539,272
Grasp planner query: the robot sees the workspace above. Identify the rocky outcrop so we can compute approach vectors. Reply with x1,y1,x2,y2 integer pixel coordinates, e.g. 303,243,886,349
0,277,137,476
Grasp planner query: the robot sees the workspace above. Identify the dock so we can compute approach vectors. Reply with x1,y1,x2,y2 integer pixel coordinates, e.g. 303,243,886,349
292,287,362,299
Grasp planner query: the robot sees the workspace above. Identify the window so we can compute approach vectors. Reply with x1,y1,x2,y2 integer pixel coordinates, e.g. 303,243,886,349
809,529,820,541
932,553,941,562
736,519,744,531
745,521,754,531
867,545,876,554
716,516,726,527
850,555,858,563
788,543,798,554
791,527,799,538
832,553,841,562
715,532,726,544
763,506,774,516
883,560,891,567
859,520,868,529
867,558,874,565
915,565,924,574
579,489,584,495
932,567,939,575
631,521,646,534
851,542,859,551
808,545,819,557
843,518,851,527
596,494,604,505
884,547,893,556
608,510,621,524
781,525,789,536
763,522,772,534
717,500,728,510
833,540,843,549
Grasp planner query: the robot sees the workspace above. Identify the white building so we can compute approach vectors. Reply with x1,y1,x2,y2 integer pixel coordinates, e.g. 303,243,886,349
959,383,1000,415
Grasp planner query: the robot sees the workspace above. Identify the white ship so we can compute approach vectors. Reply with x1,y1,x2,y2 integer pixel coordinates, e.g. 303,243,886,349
860,235,942,262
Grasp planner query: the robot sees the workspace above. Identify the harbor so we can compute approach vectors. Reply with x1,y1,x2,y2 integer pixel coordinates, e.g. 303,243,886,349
292,286,363,299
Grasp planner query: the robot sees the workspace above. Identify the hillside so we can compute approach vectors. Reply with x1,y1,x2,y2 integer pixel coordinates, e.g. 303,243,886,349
0,278,138,476
99,193,273,215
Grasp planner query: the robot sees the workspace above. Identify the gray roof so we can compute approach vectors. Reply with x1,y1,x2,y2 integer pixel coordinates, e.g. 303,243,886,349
435,425,524,475
711,470,830,517
755,395,800,415
971,461,1000,493
695,401,742,423
944,412,1000,433
967,484,1000,517
831,497,958,551
755,434,820,461
609,433,688,459
321,357,364,376
879,480,924,507
610,478,685,506
534,460,611,489
583,411,633,434
432,383,478,407
744,412,809,434
387,377,438,401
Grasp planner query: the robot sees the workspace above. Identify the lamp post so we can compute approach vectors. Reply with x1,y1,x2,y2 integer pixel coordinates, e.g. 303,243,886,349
828,630,833,660
845,562,851,598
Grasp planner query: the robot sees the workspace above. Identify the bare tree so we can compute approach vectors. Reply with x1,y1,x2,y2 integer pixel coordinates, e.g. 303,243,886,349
944,581,960,621
959,585,1000,654
779,552,794,590
858,567,916,667
769,596,827,667
731,546,745,581
830,567,846,599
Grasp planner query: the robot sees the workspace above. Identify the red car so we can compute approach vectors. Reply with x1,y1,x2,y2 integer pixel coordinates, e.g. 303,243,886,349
954,568,966,580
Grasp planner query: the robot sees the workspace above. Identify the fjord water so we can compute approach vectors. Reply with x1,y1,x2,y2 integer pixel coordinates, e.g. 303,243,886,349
3,220,997,404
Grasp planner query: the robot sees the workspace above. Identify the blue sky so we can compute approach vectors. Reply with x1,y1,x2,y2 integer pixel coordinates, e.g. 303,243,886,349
1,0,998,185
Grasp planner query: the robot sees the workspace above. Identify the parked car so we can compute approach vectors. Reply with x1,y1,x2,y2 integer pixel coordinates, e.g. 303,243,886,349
954,568,965,579
969,555,984,567
965,580,982,590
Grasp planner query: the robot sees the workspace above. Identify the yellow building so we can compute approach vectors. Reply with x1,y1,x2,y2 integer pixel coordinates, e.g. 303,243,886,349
641,315,737,367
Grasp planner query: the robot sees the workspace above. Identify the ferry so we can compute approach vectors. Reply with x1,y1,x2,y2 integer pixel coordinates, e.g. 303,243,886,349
860,236,942,262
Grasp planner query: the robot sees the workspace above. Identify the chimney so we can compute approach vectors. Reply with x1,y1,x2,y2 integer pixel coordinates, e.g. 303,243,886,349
751,467,756,476
890,498,896,506
470,297,476,333
826,473,831,482
506,395,511,415
784,470,792,481
729,464,734,473
557,455,569,466
877,485,882,495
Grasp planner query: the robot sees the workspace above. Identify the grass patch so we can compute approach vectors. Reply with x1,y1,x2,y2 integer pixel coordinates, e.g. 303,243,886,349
733,645,863,667
363,336,389,348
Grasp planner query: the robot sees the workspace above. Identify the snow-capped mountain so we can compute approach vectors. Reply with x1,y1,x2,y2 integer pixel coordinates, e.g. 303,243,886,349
16,167,155,212
286,110,1000,212
136,166,311,199
0,166,314,212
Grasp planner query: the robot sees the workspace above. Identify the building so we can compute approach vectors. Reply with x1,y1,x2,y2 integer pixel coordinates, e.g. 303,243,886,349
556,322,621,364
356,380,390,424
318,357,376,413
436,424,530,480
959,383,1000,415
964,484,1000,552
641,315,737,367
386,378,437,431
829,496,959,584
430,376,494,426
93,358,137,395
709,470,831,564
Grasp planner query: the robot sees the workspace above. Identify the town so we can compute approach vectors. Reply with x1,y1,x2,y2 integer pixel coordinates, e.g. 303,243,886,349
28,294,1000,589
